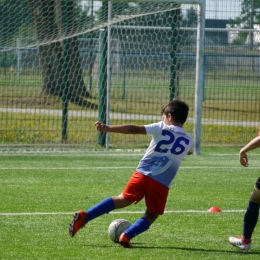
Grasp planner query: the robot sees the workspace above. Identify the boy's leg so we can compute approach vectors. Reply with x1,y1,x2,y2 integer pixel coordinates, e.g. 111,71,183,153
86,194,132,222
243,187,260,239
119,209,158,248
69,195,132,237
229,184,260,250
118,173,168,248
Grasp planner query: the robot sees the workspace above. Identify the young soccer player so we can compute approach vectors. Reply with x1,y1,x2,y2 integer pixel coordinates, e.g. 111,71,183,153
69,99,194,248
229,135,260,251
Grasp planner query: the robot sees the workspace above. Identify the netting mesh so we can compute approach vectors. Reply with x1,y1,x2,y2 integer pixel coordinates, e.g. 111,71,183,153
0,0,202,151
1,0,259,151
1,1,183,48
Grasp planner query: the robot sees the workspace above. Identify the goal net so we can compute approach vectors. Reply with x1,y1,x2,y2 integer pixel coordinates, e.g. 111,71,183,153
0,0,205,153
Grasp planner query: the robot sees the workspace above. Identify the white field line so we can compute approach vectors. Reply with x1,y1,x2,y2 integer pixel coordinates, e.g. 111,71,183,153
2,151,259,157
1,152,259,159
0,152,241,156
1,166,260,170
0,210,246,216
0,153,146,156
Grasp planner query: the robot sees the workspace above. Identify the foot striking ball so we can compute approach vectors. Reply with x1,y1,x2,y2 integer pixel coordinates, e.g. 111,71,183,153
108,219,131,243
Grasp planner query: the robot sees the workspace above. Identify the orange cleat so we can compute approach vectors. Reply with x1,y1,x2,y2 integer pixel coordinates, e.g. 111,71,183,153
119,233,133,248
68,211,87,237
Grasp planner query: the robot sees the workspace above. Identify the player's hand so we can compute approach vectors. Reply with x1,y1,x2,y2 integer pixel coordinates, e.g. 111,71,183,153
94,121,108,132
239,151,249,167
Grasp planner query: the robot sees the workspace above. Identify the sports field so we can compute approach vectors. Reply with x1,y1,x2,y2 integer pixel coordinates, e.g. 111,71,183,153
1,147,260,259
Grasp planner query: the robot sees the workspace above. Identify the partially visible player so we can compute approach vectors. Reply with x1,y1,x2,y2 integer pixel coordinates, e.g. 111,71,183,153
69,99,194,248
229,135,260,251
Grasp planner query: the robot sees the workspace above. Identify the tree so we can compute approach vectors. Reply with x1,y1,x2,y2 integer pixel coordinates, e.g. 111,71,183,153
182,6,197,27
232,0,260,25
27,0,91,105
0,0,30,46
230,0,260,48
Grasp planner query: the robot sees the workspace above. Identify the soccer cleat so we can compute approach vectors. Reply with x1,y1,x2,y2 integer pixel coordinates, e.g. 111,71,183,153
69,211,87,237
119,233,133,248
229,236,251,250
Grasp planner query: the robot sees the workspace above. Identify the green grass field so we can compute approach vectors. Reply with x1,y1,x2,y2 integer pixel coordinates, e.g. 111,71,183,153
1,147,260,259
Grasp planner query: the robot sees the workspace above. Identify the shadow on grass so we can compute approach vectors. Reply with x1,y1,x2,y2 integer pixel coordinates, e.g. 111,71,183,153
135,245,260,255
83,243,260,255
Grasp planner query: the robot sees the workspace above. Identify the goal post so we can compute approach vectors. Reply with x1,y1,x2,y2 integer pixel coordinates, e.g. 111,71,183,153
177,0,206,155
193,0,206,155
102,0,206,154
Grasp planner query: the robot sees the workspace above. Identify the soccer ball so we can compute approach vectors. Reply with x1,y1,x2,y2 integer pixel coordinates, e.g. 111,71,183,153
108,219,131,243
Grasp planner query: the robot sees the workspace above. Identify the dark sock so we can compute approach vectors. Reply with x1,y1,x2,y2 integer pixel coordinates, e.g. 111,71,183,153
85,197,115,223
243,201,259,239
124,217,150,239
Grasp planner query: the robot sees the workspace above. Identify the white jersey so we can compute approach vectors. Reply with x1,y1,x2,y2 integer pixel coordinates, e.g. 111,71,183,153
136,121,194,188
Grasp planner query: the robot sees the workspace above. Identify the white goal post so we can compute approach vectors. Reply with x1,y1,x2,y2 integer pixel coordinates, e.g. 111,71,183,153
104,0,205,154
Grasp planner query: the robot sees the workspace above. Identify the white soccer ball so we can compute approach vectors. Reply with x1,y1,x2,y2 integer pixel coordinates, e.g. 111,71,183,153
108,219,131,243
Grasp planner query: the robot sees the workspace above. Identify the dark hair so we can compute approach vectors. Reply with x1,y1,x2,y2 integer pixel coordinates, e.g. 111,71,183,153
161,99,189,124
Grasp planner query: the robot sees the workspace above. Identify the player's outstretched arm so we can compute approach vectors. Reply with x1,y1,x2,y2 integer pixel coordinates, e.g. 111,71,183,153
239,136,260,167
94,121,146,135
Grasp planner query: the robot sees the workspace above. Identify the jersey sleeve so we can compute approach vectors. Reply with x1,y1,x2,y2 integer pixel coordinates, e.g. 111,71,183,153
144,121,163,136
186,133,194,153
